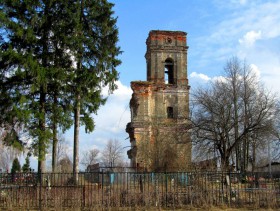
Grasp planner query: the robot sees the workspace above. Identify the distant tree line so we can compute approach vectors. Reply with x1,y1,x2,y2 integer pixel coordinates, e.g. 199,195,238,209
50,138,125,173
82,139,125,170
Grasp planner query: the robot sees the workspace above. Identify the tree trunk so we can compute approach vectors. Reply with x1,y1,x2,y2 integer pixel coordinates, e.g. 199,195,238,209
73,93,80,184
52,121,58,172
252,139,256,173
232,71,240,171
38,86,46,175
72,0,84,184
38,0,51,176
221,153,230,172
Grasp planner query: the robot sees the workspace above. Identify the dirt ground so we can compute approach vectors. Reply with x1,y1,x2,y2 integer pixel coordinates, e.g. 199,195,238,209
160,206,278,211
0,207,278,211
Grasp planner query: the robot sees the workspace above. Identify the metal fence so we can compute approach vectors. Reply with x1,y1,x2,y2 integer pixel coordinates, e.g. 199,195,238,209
0,171,279,209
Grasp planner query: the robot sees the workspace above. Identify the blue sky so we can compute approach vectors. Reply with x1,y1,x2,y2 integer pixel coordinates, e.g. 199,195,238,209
32,0,280,170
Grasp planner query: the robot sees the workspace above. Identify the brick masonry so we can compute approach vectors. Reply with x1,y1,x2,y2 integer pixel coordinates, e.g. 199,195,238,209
126,30,191,171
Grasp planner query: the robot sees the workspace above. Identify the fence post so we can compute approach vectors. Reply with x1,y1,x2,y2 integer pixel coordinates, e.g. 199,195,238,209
101,169,104,206
38,172,42,210
165,172,168,207
228,171,231,207
82,185,85,209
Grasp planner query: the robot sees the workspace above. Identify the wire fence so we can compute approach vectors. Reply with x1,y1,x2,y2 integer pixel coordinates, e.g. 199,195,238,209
0,171,279,209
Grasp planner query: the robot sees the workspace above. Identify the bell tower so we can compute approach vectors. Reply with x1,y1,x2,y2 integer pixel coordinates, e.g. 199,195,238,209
146,30,188,86
126,30,191,171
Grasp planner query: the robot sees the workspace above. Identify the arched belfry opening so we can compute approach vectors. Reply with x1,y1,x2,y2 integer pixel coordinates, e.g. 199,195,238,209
126,30,191,171
164,59,174,84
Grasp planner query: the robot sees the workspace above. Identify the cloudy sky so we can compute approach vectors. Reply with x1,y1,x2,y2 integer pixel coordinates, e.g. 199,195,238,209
37,0,280,170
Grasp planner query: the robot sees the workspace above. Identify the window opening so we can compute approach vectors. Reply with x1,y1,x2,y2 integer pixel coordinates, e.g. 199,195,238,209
164,59,174,84
167,107,174,118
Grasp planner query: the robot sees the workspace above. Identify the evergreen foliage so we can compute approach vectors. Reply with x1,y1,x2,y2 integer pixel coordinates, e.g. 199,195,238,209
22,155,31,172
69,0,121,182
0,0,121,174
11,158,21,174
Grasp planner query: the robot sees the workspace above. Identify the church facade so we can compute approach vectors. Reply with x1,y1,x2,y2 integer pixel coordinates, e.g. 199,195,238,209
126,30,191,171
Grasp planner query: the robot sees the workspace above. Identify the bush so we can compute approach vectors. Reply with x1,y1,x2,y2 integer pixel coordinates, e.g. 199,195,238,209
11,158,21,173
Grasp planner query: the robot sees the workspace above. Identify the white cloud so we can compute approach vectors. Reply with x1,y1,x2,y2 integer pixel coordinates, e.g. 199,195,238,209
250,64,261,80
213,0,248,9
230,0,248,6
95,80,132,133
190,72,211,81
60,80,132,168
196,1,280,53
256,61,280,93
101,80,132,100
77,80,132,149
239,30,262,47
189,72,228,87
212,76,227,83
193,1,280,95
239,0,247,5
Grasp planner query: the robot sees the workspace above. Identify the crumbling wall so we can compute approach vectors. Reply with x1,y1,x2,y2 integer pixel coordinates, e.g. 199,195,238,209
126,30,192,171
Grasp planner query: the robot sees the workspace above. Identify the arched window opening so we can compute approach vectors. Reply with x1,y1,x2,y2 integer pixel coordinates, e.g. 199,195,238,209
164,59,174,84
167,106,174,118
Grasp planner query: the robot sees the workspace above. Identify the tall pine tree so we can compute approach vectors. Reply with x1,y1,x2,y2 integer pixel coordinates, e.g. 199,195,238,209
68,0,121,182
0,0,50,174
0,0,121,177
0,0,74,173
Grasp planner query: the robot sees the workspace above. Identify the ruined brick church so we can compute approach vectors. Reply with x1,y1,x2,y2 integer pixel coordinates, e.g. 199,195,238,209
126,30,191,171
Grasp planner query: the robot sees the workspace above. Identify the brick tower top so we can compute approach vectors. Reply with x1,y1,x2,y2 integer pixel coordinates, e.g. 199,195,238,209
145,30,189,86
146,30,187,47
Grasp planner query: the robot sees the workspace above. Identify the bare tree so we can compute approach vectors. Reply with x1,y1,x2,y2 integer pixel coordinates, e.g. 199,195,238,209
81,148,99,169
0,128,23,172
101,139,124,168
271,102,280,160
56,134,70,165
191,57,278,171
49,133,70,172
58,155,73,173
0,143,21,172
137,119,191,172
